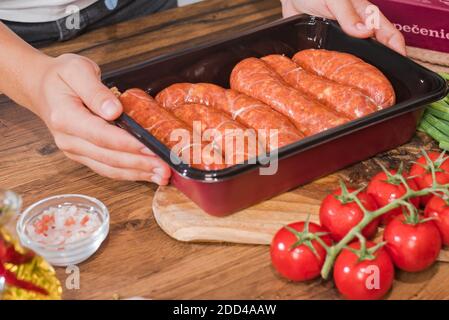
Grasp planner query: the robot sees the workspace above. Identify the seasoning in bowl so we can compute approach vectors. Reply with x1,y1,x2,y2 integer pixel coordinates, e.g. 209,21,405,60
17,194,109,266
27,205,102,247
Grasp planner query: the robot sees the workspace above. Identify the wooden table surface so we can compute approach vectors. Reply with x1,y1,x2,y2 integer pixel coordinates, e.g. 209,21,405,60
1,0,449,300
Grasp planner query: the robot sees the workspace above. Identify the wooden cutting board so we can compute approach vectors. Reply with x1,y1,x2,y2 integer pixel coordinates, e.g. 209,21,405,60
153,134,449,262
153,175,335,244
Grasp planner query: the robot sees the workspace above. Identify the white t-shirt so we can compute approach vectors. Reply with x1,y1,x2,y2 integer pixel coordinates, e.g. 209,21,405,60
0,0,100,23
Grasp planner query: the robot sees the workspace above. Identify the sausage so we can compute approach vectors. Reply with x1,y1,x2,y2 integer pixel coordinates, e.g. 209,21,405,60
261,54,378,120
229,58,349,136
156,83,304,151
119,88,225,170
223,90,305,151
169,103,260,165
293,49,395,108
156,83,224,111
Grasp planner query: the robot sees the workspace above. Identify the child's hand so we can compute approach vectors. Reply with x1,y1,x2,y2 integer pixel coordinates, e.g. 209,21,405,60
280,0,406,55
30,54,171,185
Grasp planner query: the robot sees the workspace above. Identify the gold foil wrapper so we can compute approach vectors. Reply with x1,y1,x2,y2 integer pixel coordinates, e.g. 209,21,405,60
1,227,62,300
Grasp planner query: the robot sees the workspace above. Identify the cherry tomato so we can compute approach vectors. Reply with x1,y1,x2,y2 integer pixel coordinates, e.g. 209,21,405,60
367,170,420,225
270,221,332,282
320,188,379,241
410,152,449,206
333,241,394,300
383,215,441,272
424,195,449,246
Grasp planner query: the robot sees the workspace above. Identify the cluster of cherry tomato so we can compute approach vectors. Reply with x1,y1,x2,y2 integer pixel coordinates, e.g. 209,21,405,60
270,151,449,300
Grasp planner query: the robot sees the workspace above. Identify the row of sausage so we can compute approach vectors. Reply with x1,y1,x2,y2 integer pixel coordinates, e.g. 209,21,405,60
118,49,396,171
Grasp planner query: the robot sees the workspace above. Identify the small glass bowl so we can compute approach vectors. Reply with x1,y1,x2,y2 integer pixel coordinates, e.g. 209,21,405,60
17,194,110,267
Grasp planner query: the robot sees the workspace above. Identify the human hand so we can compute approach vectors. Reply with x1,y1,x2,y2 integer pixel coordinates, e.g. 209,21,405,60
29,54,171,185
280,0,406,55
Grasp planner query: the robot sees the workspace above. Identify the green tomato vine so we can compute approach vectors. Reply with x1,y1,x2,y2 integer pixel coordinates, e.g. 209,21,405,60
306,150,449,280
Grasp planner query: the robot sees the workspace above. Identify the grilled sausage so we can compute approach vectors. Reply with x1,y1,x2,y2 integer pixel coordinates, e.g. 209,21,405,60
156,83,304,151
230,57,349,136
169,103,260,165
293,49,395,108
119,88,225,170
261,54,378,119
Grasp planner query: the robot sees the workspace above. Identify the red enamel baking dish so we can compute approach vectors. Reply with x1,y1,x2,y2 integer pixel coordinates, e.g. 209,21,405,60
105,15,448,216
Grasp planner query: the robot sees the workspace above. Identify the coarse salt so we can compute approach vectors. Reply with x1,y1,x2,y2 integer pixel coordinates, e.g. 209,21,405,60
26,205,101,247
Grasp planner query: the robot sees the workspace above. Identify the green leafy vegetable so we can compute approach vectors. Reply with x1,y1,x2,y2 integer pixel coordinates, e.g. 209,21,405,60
419,73,449,150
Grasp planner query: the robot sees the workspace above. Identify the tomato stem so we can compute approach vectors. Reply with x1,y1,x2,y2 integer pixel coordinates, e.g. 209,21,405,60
344,233,385,262
334,181,353,204
378,162,403,185
284,216,330,257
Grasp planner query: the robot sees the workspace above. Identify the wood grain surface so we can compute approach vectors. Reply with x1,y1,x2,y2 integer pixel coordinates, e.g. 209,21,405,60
1,0,449,300
153,182,324,244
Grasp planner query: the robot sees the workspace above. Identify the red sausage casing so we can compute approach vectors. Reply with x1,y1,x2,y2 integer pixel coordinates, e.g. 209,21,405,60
261,54,378,120
119,88,224,170
293,49,395,108
230,57,348,136
169,103,260,165
156,83,304,151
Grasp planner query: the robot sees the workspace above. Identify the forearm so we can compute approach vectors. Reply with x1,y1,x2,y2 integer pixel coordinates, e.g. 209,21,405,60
0,24,170,183
0,22,51,109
